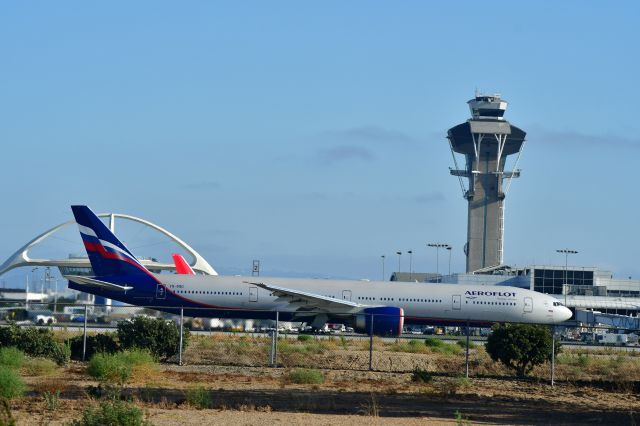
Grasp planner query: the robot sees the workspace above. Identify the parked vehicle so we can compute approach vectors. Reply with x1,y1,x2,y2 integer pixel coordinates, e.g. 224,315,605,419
27,310,56,325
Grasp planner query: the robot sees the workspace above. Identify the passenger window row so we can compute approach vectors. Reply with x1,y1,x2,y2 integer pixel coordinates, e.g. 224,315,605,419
399,298,442,303
177,290,243,296
469,301,515,306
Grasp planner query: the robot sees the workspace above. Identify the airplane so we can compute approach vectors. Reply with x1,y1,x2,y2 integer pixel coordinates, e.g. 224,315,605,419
64,205,573,336
172,253,195,275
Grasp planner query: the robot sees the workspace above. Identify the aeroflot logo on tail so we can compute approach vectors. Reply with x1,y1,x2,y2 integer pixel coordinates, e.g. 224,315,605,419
465,290,516,298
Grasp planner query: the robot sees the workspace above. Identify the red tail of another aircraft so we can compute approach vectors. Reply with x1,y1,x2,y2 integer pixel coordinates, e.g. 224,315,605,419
172,253,195,275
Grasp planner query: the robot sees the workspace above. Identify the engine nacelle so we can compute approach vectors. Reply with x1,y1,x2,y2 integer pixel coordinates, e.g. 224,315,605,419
354,306,404,336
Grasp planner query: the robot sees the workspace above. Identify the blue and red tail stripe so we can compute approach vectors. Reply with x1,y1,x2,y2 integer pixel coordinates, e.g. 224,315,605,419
71,206,159,288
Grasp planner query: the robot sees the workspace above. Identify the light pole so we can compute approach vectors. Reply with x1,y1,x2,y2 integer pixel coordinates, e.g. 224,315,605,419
427,243,449,283
556,249,578,306
29,267,38,309
446,246,452,276
407,250,413,281
54,279,58,313
381,255,386,281
396,251,402,276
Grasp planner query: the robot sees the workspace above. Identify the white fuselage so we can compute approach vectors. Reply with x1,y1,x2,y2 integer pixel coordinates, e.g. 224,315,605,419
156,274,572,325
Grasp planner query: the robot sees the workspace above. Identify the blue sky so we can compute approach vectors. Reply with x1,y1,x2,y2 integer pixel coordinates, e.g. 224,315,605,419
1,2,639,286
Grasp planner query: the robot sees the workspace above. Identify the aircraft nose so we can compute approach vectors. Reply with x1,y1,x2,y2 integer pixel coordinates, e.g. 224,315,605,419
559,306,572,322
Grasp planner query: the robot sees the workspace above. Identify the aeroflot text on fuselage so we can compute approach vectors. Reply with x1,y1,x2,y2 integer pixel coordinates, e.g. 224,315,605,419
465,290,517,297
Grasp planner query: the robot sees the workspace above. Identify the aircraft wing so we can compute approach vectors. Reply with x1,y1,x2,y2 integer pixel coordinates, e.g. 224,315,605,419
63,275,134,292
246,281,363,313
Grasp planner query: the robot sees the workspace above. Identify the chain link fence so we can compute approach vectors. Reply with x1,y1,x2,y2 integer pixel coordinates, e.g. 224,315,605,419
1,301,639,381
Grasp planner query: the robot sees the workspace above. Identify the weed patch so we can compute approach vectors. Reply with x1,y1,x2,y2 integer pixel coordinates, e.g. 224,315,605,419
288,368,325,384
43,390,61,411
456,340,476,349
68,399,151,426
186,386,211,409
0,366,25,400
87,349,156,385
0,347,24,370
22,357,59,376
411,368,433,383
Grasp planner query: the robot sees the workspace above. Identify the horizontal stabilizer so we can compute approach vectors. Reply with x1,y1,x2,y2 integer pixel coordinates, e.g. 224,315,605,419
63,275,134,292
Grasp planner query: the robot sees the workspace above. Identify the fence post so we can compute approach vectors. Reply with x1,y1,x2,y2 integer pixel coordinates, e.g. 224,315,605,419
179,308,184,366
368,313,374,371
551,325,556,387
82,304,88,361
465,321,470,378
270,330,276,366
274,310,279,367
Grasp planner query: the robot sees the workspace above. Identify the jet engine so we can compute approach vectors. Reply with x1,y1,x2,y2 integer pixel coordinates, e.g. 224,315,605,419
354,306,404,336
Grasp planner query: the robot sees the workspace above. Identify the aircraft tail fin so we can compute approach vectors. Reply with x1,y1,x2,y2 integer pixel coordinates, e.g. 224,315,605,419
71,205,153,279
172,253,195,275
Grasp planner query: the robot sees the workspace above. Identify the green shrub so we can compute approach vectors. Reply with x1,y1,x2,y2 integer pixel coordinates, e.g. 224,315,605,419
88,353,131,385
0,367,25,400
68,399,151,426
186,386,211,409
43,390,60,411
456,340,476,349
22,358,58,376
486,323,559,377
288,368,324,384
70,333,119,361
577,353,592,368
411,368,433,383
437,376,470,396
297,334,312,342
0,324,21,348
87,350,155,385
424,337,444,348
390,339,427,353
0,323,69,365
0,348,24,370
117,317,189,361
121,349,155,366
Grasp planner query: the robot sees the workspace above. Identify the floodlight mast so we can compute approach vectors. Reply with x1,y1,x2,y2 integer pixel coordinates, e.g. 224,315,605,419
446,93,527,272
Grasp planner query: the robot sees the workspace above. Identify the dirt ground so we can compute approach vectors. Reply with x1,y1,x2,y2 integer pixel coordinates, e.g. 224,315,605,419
6,335,640,425
9,362,640,425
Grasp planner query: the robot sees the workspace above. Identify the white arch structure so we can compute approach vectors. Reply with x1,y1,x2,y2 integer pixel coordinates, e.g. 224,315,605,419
0,213,217,276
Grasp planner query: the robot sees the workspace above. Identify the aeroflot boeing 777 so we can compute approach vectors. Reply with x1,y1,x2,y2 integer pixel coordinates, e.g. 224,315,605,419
64,206,572,336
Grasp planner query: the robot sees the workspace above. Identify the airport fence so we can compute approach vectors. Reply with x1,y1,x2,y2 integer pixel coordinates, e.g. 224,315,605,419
0,301,638,382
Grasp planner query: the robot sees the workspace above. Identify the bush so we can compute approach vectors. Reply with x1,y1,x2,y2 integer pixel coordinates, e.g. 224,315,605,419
0,367,25,400
87,350,155,385
0,323,69,365
68,399,151,426
436,376,470,396
70,333,119,361
186,386,211,409
486,323,560,377
456,340,476,349
43,390,60,411
288,368,324,384
0,348,24,370
117,317,189,361
297,334,312,342
424,337,444,348
411,368,433,383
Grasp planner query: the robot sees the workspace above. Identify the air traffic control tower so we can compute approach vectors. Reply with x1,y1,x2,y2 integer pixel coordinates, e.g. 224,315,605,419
447,93,526,272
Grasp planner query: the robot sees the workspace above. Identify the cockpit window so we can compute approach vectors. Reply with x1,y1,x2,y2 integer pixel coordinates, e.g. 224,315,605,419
552,301,564,307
